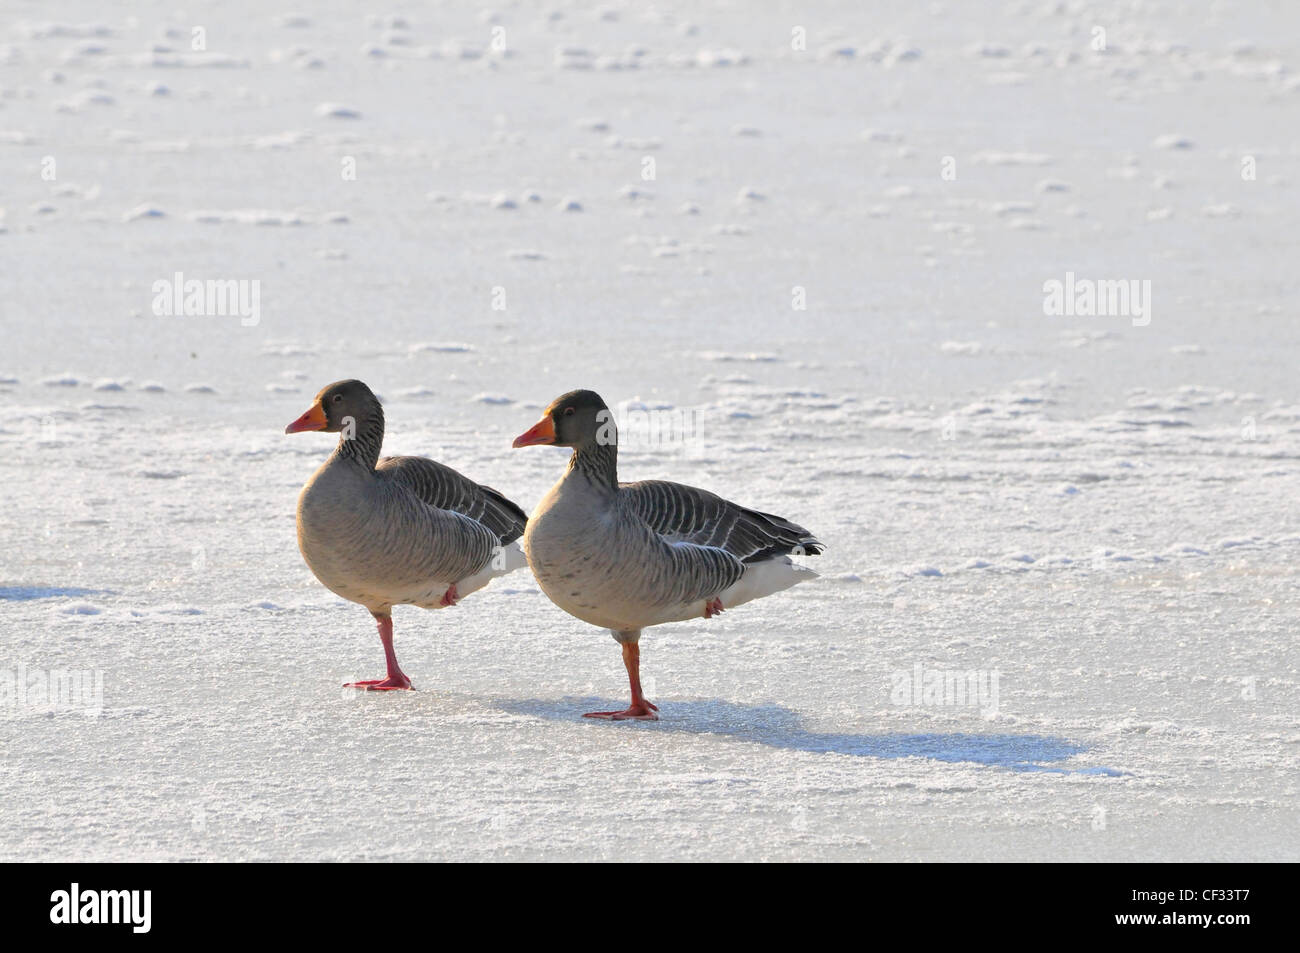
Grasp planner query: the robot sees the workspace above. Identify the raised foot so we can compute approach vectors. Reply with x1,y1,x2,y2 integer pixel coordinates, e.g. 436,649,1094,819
344,675,413,691
439,583,459,608
583,700,659,721
704,597,724,619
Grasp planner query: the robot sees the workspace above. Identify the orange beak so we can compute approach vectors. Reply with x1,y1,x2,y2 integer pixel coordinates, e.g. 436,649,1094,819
512,415,556,448
285,401,328,434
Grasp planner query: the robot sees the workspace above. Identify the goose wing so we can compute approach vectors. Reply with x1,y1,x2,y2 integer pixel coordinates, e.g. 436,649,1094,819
619,479,823,563
378,455,527,545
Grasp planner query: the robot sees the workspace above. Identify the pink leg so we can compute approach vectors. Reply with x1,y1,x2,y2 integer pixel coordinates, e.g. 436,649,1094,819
585,640,659,721
704,597,724,619
439,583,459,608
344,613,414,691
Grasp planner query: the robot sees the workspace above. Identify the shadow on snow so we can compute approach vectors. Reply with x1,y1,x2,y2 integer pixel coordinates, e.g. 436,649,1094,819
498,696,1124,776
0,585,107,601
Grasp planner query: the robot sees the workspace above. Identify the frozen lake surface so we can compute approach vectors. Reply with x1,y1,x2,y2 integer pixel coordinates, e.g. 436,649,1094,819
1,1,1297,860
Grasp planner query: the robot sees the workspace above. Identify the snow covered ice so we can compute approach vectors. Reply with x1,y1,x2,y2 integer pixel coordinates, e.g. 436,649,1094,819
1,2,1298,861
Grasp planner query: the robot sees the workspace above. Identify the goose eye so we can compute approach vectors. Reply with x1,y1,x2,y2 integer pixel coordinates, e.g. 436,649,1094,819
332,394,343,403
563,406,575,416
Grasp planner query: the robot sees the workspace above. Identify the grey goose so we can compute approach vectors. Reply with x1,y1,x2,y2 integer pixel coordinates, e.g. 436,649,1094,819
286,379,527,690
513,389,821,720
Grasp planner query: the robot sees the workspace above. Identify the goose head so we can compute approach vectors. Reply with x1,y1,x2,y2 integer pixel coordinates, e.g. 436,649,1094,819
512,389,615,450
285,379,382,436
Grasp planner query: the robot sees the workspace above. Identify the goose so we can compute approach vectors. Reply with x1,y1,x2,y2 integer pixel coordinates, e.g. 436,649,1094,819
512,389,821,720
286,379,527,690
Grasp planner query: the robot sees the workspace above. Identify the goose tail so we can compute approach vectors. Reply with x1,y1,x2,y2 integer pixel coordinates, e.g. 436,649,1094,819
719,554,818,610
452,540,528,601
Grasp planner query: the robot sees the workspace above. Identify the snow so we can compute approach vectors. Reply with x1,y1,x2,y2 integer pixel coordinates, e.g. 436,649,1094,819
1,1,1299,862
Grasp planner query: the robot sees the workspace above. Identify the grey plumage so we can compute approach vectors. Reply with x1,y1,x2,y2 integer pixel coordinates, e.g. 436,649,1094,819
379,456,527,546
292,380,528,615
518,389,822,633
620,479,823,563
